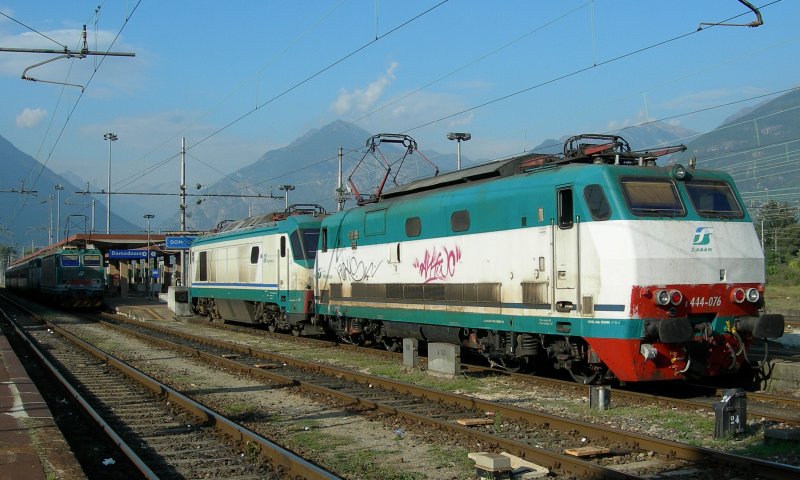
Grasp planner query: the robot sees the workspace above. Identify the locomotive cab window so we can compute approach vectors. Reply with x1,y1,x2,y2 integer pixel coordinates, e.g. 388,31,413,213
557,188,573,229
321,228,328,253
583,184,611,221
290,229,321,261
83,254,102,266
451,210,470,232
621,177,685,217
61,254,80,267
685,180,744,219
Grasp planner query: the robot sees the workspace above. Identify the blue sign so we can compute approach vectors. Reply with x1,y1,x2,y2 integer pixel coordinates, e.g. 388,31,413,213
166,236,197,250
109,249,148,259
151,269,159,278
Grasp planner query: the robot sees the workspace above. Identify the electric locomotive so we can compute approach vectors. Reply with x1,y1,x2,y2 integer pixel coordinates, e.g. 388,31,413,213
189,205,326,334
314,134,784,383
4,244,105,307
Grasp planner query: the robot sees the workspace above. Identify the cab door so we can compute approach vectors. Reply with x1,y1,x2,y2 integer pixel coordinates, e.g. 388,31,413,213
554,186,578,312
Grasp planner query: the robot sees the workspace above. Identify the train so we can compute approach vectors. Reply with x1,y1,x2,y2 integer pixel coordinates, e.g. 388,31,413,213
188,133,785,384
4,244,105,308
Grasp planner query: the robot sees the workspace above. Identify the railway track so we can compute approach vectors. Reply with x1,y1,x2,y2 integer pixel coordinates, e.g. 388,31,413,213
81,310,800,479
179,315,800,426
0,295,337,480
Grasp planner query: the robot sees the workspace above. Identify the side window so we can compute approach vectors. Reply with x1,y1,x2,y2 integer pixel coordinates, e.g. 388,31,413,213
558,188,573,229
321,228,328,253
405,217,421,237
583,184,611,221
198,251,207,281
250,246,259,264
451,210,470,232
280,236,286,258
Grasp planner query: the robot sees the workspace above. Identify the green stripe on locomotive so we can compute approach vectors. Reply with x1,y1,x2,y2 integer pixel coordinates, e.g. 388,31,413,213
190,285,310,314
316,301,645,339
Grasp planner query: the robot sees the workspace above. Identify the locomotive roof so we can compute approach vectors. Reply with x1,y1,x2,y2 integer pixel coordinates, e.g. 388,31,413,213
381,151,556,200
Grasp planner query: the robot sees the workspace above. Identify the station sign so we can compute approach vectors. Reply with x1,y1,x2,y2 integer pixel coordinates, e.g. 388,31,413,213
165,236,197,250
108,249,150,259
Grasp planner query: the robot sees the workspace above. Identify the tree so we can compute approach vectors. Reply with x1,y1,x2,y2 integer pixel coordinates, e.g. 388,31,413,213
755,201,800,269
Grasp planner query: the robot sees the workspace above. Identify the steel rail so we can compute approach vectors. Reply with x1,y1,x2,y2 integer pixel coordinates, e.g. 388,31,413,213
105,316,800,480
0,297,339,480
183,315,800,425
0,308,160,480
98,319,635,479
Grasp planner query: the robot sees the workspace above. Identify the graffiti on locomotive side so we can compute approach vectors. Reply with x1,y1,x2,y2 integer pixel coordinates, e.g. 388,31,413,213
413,245,462,283
337,257,383,282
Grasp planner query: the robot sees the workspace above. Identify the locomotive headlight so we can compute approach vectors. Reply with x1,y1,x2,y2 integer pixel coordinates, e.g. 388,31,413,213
670,290,683,306
671,164,687,180
746,288,760,303
731,288,746,303
655,289,670,306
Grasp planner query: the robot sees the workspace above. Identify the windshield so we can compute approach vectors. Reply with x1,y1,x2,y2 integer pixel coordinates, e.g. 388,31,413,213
620,177,685,217
290,229,321,261
685,180,744,219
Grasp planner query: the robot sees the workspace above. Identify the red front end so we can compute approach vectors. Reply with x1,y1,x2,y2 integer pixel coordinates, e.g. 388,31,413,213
589,283,766,382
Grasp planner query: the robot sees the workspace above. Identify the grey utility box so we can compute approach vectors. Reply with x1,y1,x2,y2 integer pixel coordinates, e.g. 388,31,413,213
713,388,747,438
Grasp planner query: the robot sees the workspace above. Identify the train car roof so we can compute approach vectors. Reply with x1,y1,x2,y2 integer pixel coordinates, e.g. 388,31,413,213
381,151,555,200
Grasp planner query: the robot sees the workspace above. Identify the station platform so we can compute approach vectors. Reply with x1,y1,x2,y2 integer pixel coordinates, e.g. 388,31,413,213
103,293,176,322
0,330,84,480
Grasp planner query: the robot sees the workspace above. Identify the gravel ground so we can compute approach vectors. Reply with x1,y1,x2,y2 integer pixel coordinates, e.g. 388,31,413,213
69,321,475,480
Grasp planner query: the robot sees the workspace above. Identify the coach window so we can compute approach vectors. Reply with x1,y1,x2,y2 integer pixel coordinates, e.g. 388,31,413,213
557,188,574,229
250,246,259,264
451,210,470,232
405,217,421,237
280,236,287,258
198,251,208,281
583,184,611,221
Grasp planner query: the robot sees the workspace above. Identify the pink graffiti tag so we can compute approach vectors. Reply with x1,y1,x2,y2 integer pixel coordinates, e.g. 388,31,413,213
412,245,462,283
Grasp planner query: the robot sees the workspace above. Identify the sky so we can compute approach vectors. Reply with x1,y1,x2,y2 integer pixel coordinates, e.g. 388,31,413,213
1,0,799,208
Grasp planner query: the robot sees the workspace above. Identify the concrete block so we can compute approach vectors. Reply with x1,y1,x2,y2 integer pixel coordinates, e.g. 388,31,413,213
403,338,419,368
167,286,192,316
428,342,460,377
499,452,549,479
468,452,512,472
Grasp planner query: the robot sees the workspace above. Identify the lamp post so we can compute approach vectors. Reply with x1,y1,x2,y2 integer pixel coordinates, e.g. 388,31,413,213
48,194,54,245
447,132,471,171
104,132,118,234
54,184,64,242
279,184,295,210
143,214,154,300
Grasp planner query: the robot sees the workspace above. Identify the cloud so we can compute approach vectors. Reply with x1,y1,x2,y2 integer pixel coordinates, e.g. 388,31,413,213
16,107,47,128
331,62,398,115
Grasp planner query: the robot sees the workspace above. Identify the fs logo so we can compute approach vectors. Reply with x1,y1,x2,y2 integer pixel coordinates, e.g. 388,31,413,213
692,226,713,252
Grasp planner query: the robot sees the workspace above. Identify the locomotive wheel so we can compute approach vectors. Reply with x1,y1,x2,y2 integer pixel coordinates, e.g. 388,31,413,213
567,362,602,385
382,338,400,353
267,323,277,332
497,358,521,373
292,327,301,337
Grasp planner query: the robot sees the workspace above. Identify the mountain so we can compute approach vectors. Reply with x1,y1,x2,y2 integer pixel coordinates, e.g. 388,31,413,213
669,88,800,209
185,121,452,229
0,134,140,250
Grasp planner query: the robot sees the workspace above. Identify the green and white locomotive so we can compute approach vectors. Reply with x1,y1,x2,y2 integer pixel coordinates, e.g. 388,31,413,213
189,205,326,335
314,134,784,383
